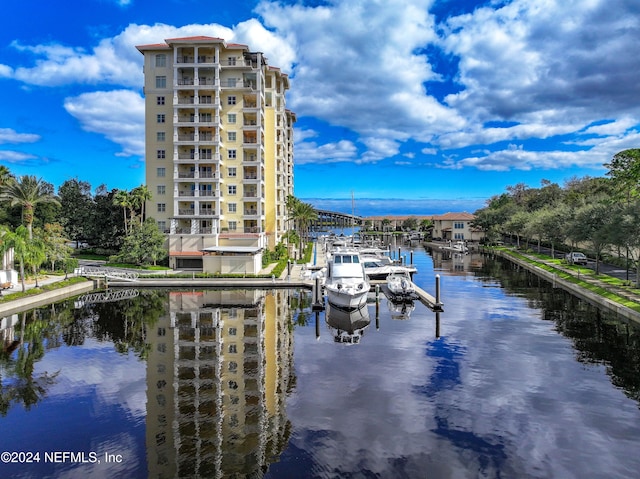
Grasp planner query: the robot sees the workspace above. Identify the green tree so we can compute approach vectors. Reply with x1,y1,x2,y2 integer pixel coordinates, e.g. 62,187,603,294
604,148,640,199
58,178,94,247
130,184,152,224
568,202,615,274
92,185,126,251
402,217,418,231
609,200,640,286
5,226,33,291
115,218,167,266
113,189,133,234
0,175,60,239
42,223,72,271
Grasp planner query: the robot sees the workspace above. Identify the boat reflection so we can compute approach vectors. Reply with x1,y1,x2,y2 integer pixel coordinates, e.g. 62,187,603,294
146,289,294,479
325,302,371,344
387,299,415,320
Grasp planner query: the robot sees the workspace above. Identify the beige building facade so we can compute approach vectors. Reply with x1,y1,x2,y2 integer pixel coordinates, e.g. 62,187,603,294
136,36,295,273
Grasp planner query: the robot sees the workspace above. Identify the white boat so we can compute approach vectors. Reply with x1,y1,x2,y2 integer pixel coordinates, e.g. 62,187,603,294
326,302,371,344
385,271,418,301
441,240,468,254
361,257,417,280
324,249,370,310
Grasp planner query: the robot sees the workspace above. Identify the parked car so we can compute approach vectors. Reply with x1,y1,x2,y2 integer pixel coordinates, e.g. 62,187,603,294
565,252,588,265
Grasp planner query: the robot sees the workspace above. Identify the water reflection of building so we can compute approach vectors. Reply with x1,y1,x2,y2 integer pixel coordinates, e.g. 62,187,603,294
430,250,485,274
146,289,294,478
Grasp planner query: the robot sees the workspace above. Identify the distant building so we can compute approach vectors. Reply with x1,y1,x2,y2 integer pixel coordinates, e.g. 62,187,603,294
431,212,483,241
365,215,434,232
136,36,295,273
365,212,484,242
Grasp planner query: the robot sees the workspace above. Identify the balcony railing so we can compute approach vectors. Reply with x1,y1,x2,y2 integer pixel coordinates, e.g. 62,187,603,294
178,209,195,215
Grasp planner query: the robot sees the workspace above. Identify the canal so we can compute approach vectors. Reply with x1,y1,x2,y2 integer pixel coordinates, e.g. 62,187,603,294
1,247,639,478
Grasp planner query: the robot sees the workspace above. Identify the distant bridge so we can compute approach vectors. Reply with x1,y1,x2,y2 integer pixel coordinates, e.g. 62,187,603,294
313,209,363,231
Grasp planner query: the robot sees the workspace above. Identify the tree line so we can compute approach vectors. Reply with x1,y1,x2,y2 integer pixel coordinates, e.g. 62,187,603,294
472,149,640,284
0,166,166,291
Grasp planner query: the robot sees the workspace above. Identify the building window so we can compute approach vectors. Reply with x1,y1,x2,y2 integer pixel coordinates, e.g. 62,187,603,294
454,233,465,240
228,167,236,177
157,96,165,105
155,54,166,67
227,57,236,66
228,221,237,231
157,185,166,195
155,76,166,88
158,220,166,232
228,131,236,142
228,113,236,124
228,203,237,213
228,149,236,159
157,203,166,213
157,149,165,159
157,114,165,123
228,327,237,335
228,185,236,195
228,95,236,105
228,344,237,354
157,132,165,142
157,167,166,177
454,222,465,229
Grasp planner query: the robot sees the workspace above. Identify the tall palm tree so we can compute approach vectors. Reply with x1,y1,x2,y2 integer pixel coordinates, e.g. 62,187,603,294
0,175,59,239
113,189,132,234
131,185,152,224
293,201,317,254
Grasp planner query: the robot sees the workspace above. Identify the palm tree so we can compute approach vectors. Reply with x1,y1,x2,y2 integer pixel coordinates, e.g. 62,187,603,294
292,201,317,254
0,175,59,239
6,225,30,292
131,185,152,224
113,189,132,234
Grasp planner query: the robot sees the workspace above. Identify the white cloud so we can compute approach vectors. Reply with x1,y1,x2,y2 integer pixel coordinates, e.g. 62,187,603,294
294,139,358,165
4,0,640,172
0,127,40,144
63,90,145,157
0,150,38,163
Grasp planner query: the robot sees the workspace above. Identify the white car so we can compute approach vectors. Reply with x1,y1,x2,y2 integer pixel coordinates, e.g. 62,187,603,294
565,252,588,265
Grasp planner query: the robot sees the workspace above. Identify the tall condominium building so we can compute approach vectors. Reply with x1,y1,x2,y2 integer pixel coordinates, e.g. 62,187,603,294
136,37,296,273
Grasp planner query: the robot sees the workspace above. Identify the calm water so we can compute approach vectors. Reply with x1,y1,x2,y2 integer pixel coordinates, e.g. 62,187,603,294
1,247,640,479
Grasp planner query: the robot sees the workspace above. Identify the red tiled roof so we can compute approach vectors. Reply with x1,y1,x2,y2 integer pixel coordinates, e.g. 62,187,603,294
136,43,171,51
431,212,476,221
165,36,223,42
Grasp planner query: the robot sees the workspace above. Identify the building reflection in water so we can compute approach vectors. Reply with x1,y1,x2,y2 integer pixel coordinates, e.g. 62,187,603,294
146,289,294,479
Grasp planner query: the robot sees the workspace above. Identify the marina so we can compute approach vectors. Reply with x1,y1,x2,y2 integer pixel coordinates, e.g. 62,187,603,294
1,246,640,478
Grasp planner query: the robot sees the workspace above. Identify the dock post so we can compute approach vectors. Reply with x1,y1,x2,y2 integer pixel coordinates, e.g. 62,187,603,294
410,250,414,265
315,311,320,339
435,311,441,338
375,284,380,303
435,274,443,310
398,247,401,262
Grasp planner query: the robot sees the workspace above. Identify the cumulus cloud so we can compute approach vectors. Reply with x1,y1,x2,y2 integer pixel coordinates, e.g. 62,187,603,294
3,0,640,173
64,90,145,157
0,127,40,144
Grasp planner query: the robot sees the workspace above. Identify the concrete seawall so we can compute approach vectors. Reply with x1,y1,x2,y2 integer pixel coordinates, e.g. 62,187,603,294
490,249,640,325
0,280,97,317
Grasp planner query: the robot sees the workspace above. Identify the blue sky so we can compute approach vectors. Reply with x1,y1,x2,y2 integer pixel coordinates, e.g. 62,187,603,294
1,0,639,216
